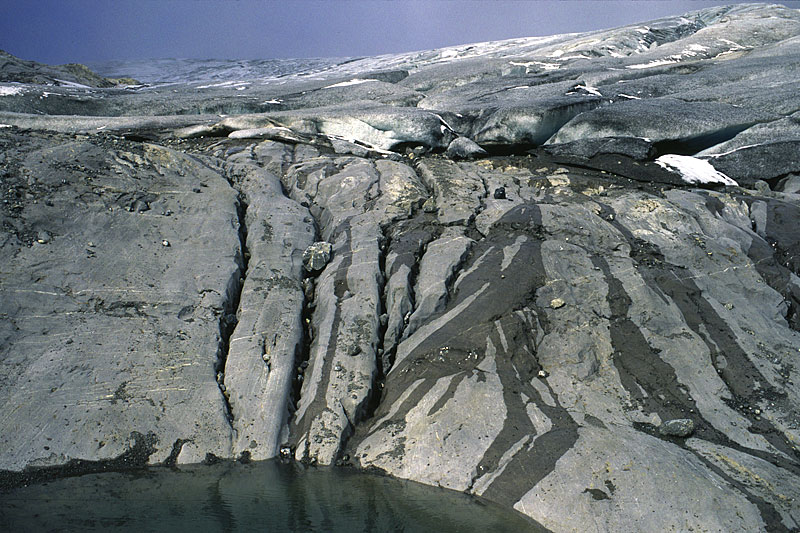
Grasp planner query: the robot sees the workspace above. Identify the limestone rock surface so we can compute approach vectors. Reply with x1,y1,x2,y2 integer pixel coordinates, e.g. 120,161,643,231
3,4,800,532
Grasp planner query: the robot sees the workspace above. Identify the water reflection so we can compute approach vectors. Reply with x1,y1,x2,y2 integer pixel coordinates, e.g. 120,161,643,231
1,460,547,532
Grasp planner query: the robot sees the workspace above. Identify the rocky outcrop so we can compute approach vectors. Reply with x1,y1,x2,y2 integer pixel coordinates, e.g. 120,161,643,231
0,50,138,87
2,4,800,532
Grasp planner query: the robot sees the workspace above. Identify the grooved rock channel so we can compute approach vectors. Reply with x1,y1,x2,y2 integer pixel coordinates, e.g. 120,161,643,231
2,4,800,531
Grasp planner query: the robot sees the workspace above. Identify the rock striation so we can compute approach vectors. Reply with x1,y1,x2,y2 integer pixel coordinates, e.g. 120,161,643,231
2,4,800,532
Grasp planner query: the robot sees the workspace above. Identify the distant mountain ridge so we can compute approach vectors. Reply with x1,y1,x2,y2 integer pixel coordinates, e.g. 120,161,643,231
0,49,139,87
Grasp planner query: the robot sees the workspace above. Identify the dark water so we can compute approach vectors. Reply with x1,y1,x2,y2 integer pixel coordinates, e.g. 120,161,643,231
0,461,545,532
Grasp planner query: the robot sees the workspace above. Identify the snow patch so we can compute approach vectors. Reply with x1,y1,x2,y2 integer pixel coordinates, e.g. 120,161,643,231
433,113,455,133
53,79,91,89
656,155,737,186
196,80,249,89
627,57,681,69
509,60,560,71
0,124,11,128
574,84,602,97
0,86,23,96
555,55,590,61
324,78,377,88
617,93,640,100
263,99,283,104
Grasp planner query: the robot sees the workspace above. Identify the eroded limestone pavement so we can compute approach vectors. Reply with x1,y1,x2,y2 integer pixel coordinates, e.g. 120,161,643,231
3,4,800,532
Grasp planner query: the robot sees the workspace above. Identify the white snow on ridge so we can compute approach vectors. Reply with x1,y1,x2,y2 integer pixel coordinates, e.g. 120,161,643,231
0,86,24,96
324,78,377,89
656,154,738,186
53,79,92,89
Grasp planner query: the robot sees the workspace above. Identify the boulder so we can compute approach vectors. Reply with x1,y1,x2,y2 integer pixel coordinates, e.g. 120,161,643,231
302,242,332,272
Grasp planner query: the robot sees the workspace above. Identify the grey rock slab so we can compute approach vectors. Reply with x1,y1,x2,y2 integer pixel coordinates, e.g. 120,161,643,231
514,426,766,533
543,136,655,161
446,137,487,160
549,97,765,148
219,160,315,461
218,104,454,152
687,438,800,530
0,136,240,471
415,158,485,225
290,218,383,465
0,111,218,136
778,174,800,194
355,350,506,491
350,165,800,530
371,159,429,222
405,227,474,338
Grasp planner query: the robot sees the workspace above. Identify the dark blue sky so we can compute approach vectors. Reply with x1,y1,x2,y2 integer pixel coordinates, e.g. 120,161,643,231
2,1,799,64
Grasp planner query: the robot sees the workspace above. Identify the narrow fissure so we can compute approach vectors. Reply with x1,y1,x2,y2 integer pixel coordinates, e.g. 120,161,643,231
213,176,251,427
361,226,390,422
291,269,317,420
275,147,321,441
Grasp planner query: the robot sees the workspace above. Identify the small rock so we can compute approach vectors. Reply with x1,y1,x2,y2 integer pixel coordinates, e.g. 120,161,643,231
279,445,292,458
303,242,332,272
659,418,695,437
412,145,428,157
446,137,487,160
550,298,565,309
753,180,770,194
493,187,506,199
161,240,170,247
422,197,438,213
538,369,549,378
302,278,315,299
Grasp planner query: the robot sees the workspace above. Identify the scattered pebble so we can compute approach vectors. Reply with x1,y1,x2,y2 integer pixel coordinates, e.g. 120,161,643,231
550,298,565,309
659,418,695,437
161,240,170,247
